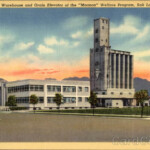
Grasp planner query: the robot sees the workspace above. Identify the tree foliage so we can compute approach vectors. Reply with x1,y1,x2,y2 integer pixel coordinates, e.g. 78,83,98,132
88,91,98,107
135,90,149,106
30,94,38,105
88,91,98,116
30,94,38,113
54,93,63,108
134,90,149,117
6,95,17,106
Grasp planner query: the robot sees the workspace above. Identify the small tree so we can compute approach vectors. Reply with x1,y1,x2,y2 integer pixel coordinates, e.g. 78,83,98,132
54,93,63,112
6,95,17,107
134,90,149,118
30,94,38,113
88,91,98,116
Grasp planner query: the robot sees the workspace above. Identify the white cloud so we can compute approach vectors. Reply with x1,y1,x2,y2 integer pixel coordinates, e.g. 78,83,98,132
71,27,93,40
37,44,54,54
73,42,80,47
71,31,82,39
124,15,140,26
85,27,93,37
0,34,14,46
14,42,34,51
44,37,69,46
63,16,88,29
44,37,58,46
134,25,150,40
110,15,139,35
59,39,69,46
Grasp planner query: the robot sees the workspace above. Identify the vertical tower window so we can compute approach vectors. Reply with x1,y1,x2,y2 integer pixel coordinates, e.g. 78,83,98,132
111,53,114,88
116,54,119,88
95,29,98,33
129,56,132,89
95,61,99,66
102,26,104,29
125,55,128,89
95,38,99,43
95,48,99,52
120,55,123,88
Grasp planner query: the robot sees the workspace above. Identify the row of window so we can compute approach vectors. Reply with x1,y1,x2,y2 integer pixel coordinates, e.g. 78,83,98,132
14,97,89,104
47,97,89,103
8,85,89,93
16,97,44,104
47,85,89,92
8,85,44,93
111,92,132,95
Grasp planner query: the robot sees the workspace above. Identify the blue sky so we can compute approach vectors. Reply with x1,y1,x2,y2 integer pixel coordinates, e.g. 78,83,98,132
0,8,149,81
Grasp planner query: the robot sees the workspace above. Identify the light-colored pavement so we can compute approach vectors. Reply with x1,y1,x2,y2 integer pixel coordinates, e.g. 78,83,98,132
0,113,150,142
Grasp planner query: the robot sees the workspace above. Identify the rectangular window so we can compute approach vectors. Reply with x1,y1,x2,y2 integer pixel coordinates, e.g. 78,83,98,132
63,97,76,103
63,86,76,92
111,53,114,88
78,87,82,92
47,97,54,103
39,97,44,103
85,87,89,92
78,97,82,102
120,55,123,88
47,85,61,92
16,97,29,103
95,29,98,33
129,56,132,89
29,85,44,92
8,85,30,93
116,54,119,88
102,92,106,95
125,55,128,89
85,97,88,102
95,38,98,43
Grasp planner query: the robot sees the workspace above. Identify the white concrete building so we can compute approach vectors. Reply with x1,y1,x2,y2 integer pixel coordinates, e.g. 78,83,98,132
4,79,90,109
90,17,135,108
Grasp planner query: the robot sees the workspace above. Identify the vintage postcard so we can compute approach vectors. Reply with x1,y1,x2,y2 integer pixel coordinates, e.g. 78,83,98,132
0,0,150,150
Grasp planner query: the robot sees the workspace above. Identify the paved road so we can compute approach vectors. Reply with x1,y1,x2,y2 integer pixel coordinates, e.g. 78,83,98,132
0,113,150,142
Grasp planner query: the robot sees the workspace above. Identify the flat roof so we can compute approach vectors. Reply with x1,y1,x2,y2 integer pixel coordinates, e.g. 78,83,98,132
6,79,90,87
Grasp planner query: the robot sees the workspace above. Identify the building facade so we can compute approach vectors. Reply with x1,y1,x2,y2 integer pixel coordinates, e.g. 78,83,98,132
0,79,7,107
90,17,135,108
4,79,90,109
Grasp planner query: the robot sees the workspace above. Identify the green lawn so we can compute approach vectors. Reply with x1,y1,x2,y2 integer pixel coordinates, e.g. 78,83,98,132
37,107,150,116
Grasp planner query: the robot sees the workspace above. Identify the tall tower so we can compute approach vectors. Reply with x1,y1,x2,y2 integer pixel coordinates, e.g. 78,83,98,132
94,18,110,48
90,17,111,92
